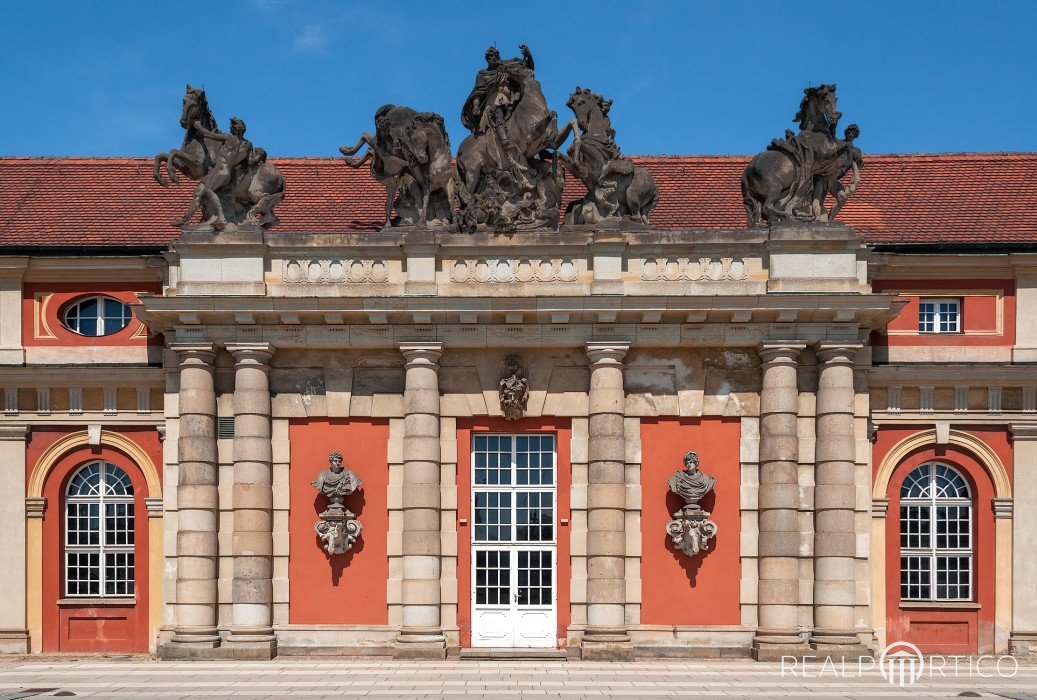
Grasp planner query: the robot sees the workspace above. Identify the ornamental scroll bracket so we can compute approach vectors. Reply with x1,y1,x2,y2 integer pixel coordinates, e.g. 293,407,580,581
311,451,363,555
666,450,718,557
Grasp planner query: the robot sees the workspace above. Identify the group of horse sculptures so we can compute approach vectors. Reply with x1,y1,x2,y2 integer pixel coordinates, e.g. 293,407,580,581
153,45,862,232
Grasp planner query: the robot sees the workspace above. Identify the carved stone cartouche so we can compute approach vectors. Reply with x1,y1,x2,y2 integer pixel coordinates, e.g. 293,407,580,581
666,450,718,556
154,85,285,231
559,87,658,227
499,355,529,420
455,45,565,232
340,105,458,230
741,84,861,228
311,451,363,555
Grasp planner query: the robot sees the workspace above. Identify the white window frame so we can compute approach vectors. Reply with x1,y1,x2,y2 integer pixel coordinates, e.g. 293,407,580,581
62,295,133,337
470,433,558,648
899,462,973,602
918,298,961,334
64,460,136,598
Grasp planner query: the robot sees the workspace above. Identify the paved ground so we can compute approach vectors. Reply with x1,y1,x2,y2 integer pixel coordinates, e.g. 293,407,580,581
0,658,1034,698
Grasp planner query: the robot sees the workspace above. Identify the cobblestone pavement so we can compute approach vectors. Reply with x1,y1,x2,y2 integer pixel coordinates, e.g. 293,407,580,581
0,658,1034,698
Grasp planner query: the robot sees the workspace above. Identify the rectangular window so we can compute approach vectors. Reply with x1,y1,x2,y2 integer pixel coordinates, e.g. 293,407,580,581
919,298,961,333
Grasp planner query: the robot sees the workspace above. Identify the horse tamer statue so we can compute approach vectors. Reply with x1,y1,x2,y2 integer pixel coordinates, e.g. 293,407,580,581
154,85,285,230
741,84,861,228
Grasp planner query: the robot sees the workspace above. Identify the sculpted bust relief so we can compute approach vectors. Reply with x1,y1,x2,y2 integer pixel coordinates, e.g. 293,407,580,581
666,450,719,557
667,450,716,505
312,451,362,505
311,451,363,556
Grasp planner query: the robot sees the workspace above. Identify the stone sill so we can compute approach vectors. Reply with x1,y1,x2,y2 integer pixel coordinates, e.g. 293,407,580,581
57,597,136,607
899,601,980,611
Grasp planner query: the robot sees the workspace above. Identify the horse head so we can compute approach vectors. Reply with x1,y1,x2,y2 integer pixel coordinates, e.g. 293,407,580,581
567,87,615,141
180,84,217,132
795,84,841,135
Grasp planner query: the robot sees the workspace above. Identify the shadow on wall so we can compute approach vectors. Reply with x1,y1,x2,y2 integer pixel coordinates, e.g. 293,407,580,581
313,488,367,585
663,489,717,588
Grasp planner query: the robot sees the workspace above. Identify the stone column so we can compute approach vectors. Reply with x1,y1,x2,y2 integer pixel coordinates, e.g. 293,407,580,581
582,342,632,660
162,343,220,656
224,343,276,658
395,342,446,658
0,425,29,652
1010,424,1037,654
810,344,867,659
752,343,807,661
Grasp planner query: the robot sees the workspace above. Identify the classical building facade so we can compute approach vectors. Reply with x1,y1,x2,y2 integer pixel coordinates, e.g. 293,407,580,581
1,54,1035,660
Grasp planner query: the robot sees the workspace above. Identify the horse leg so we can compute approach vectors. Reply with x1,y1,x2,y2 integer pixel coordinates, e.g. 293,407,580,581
153,153,169,186
383,179,396,229
419,175,431,227
165,150,184,185
173,183,207,227
246,192,284,227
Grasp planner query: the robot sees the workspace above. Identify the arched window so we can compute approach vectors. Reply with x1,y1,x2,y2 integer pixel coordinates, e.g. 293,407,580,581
62,296,133,337
64,461,135,597
899,462,972,601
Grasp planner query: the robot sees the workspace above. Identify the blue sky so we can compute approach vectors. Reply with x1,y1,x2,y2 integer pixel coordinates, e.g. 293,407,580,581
2,0,1035,157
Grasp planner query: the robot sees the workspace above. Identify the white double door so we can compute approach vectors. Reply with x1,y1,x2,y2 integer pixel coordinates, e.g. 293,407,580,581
471,434,557,648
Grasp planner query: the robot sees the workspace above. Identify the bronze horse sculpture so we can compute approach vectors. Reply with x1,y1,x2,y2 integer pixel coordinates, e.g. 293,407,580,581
341,104,457,228
154,85,285,229
741,84,860,227
557,87,658,226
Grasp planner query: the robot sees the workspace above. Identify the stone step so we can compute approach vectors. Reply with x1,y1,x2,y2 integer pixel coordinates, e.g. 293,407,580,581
459,647,568,661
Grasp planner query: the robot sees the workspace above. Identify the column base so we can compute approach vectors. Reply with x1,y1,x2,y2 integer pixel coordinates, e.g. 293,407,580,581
158,626,221,659
223,628,278,660
581,628,634,660
0,629,29,654
809,632,870,662
751,629,807,662
1010,632,1037,656
394,629,447,659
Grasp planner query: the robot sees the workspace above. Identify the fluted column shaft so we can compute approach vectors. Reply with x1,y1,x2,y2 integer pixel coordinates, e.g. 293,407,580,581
396,343,446,657
583,342,631,657
753,343,806,659
171,343,220,647
810,344,863,653
226,344,276,650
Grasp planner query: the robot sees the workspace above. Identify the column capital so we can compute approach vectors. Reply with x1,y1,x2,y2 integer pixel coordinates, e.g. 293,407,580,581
585,341,630,365
815,343,863,365
225,342,275,367
758,342,807,364
1011,423,1037,442
0,425,28,442
170,342,218,365
398,342,443,368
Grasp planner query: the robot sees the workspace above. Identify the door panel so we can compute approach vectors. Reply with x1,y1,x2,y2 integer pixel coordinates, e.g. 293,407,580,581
471,434,557,648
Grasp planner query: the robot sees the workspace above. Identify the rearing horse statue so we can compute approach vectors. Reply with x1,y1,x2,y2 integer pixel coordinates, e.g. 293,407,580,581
153,85,222,187
741,84,861,227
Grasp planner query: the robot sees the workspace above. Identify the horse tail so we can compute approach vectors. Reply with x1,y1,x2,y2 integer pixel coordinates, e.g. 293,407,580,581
741,166,762,228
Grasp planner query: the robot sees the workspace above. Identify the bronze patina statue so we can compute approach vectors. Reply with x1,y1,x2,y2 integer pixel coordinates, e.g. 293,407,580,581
340,105,457,229
154,85,285,230
557,87,658,227
455,45,569,232
741,84,861,227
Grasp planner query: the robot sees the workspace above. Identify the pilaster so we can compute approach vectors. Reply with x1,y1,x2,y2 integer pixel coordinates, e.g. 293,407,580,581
1010,423,1037,655
0,425,29,652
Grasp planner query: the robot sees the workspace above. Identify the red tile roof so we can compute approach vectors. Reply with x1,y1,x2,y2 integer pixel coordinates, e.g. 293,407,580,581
0,153,1034,248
